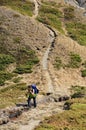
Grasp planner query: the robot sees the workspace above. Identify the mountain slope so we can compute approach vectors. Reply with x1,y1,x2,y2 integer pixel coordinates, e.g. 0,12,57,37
0,0,86,130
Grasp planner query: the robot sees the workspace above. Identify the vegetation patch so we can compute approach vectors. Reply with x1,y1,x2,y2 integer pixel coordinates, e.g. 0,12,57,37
37,3,63,33
81,69,86,77
63,7,86,45
0,71,14,86
54,57,62,70
64,6,75,20
35,98,86,130
0,83,27,108
71,85,86,98
0,0,34,16
14,48,39,74
67,52,82,68
0,54,15,71
0,54,15,85
12,77,22,83
66,22,86,45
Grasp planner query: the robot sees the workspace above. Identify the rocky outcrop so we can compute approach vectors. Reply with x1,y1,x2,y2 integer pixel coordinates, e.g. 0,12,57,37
0,106,23,125
76,0,86,8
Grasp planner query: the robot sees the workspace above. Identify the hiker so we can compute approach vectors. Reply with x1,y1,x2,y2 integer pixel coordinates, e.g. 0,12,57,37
26,84,39,108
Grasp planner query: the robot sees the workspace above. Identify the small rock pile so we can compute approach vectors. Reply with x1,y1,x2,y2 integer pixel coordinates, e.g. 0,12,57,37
0,106,23,125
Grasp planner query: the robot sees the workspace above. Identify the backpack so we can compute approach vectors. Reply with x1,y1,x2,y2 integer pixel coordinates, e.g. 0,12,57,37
31,84,39,94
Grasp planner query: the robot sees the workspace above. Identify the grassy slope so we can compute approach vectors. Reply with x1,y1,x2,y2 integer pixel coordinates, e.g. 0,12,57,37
63,6,86,46
35,1,86,130
0,0,39,85
35,86,86,130
0,0,34,16
0,83,27,108
37,1,64,33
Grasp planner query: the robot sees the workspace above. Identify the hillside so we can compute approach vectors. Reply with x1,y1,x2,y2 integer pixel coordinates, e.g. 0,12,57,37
0,0,86,130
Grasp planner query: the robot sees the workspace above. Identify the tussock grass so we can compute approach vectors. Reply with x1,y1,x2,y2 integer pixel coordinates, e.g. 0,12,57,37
0,0,34,16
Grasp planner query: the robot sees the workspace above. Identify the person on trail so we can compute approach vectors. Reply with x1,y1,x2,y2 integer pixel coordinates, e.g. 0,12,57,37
26,84,39,108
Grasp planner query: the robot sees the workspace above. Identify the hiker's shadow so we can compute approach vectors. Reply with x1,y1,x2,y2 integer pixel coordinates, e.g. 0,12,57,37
16,102,28,107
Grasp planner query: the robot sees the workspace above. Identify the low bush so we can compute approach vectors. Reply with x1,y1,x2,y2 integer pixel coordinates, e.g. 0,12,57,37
54,57,62,69
67,53,82,68
81,69,86,77
0,54,15,70
0,71,14,85
14,48,39,74
71,85,86,98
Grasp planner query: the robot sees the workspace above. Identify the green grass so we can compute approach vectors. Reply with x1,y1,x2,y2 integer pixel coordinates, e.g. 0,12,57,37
81,69,86,77
0,54,15,70
35,85,86,130
67,52,82,68
35,99,86,130
0,0,34,16
0,54,15,85
14,48,39,74
37,3,64,33
71,85,86,98
63,7,86,46
64,7,75,20
0,49,39,85
12,77,22,83
0,71,15,86
66,22,86,46
0,83,27,108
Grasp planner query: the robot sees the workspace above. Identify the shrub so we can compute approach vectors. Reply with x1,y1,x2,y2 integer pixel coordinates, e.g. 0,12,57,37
14,64,32,74
0,54,15,70
67,53,82,68
14,48,39,74
12,77,22,83
71,85,86,98
0,71,14,85
81,69,86,77
54,57,62,69
82,61,86,68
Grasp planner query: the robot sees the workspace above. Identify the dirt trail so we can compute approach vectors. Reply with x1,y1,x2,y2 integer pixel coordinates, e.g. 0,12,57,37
17,0,63,129
32,0,39,19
